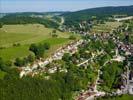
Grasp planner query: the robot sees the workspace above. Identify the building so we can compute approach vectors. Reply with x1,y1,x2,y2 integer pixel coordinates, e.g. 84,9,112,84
128,80,133,94
128,71,133,95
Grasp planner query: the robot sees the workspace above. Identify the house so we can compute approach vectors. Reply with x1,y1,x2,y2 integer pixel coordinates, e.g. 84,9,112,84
128,71,133,95
128,80,133,94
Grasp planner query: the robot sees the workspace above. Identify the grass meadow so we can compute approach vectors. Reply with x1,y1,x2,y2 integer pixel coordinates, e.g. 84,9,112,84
0,24,73,61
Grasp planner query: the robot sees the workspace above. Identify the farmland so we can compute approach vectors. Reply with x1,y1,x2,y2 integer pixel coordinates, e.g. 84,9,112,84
0,24,70,47
0,24,73,61
91,22,122,33
0,38,71,61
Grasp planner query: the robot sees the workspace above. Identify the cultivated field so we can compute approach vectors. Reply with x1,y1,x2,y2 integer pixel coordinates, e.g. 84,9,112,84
91,21,122,33
0,24,73,61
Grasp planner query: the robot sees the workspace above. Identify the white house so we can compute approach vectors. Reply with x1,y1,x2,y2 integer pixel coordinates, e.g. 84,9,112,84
128,80,133,95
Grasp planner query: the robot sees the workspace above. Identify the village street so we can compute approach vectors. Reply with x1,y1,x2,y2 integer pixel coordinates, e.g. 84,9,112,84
20,39,84,78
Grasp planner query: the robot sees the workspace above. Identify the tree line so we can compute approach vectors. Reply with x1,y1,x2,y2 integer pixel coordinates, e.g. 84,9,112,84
0,15,59,29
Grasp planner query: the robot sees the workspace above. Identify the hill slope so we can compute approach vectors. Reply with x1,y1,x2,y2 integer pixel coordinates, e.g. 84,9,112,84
62,5,133,26
0,24,72,61
0,15,59,29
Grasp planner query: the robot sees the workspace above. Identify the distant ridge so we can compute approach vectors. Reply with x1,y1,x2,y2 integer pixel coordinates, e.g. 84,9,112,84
63,5,133,16
62,5,133,26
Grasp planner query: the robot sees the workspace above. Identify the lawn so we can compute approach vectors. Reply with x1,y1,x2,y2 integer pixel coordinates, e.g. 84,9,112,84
0,24,73,61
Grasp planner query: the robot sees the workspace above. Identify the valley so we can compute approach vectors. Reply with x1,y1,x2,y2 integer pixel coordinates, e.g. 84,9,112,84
0,4,133,100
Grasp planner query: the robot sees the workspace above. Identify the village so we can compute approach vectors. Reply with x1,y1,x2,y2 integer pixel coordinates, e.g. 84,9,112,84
18,12,133,99
16,12,133,100
1,1,133,100
19,25,133,100
20,39,84,78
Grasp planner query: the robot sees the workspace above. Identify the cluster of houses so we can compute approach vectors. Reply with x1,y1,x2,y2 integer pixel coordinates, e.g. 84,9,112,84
129,70,133,95
19,25,133,99
20,39,84,78
77,32,133,100
127,44,133,95
116,33,133,95
59,20,93,35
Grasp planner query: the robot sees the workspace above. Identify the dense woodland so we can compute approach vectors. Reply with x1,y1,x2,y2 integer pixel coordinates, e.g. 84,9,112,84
0,14,59,28
62,5,133,27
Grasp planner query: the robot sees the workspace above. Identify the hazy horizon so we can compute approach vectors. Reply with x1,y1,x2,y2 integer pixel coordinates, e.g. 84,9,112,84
1,0,133,13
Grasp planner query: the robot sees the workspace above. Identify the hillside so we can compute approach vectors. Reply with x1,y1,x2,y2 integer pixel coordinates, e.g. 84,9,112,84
62,5,133,26
0,15,60,29
0,24,70,47
0,12,67,17
0,24,72,61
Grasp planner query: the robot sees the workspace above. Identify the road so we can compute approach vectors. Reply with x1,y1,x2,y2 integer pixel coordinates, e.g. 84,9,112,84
61,17,65,25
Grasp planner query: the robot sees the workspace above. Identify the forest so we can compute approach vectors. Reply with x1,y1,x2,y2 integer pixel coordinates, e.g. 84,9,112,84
0,14,59,29
62,5,133,27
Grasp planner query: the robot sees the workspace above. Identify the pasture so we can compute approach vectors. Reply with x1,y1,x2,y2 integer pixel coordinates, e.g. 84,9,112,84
0,24,70,47
0,38,71,61
0,24,73,61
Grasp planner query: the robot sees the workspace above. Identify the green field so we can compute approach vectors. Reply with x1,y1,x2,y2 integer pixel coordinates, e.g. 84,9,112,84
0,24,73,61
0,38,71,61
0,24,70,47
0,70,6,79
91,21,122,33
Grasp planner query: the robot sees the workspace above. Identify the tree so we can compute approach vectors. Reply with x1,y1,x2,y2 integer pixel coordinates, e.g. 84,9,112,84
0,58,6,71
27,54,35,63
43,43,50,50
29,43,45,58
23,57,29,65
62,53,71,62
14,58,24,67
69,35,76,40
51,30,58,38
0,15,59,29
52,29,56,34
101,62,124,90
0,22,3,28
29,43,37,53
52,34,58,38
37,44,45,58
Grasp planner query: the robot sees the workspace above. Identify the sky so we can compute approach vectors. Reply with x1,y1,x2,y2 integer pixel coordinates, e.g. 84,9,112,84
0,0,133,13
